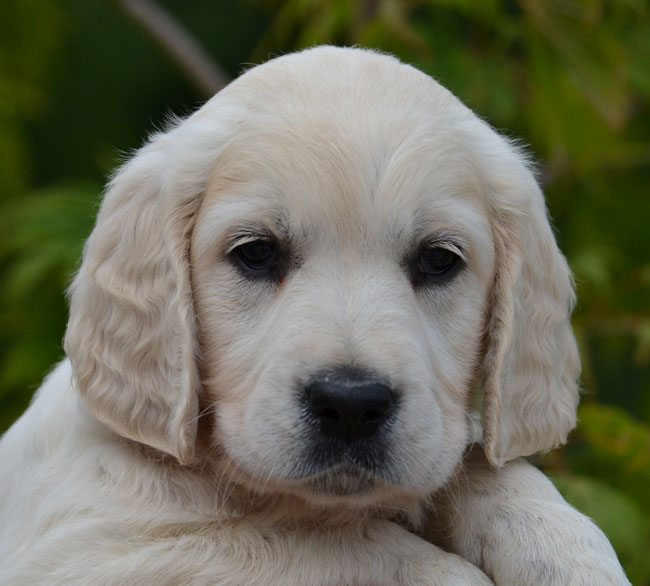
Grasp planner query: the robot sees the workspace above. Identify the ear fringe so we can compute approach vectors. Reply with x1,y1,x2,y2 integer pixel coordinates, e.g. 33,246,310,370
64,145,201,464
481,157,580,466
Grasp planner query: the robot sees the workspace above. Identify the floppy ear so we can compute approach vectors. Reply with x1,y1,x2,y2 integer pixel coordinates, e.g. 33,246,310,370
482,171,581,466
64,137,203,464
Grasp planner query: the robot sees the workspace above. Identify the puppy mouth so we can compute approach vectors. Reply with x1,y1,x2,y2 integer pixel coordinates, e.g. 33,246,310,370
291,433,395,498
304,466,378,496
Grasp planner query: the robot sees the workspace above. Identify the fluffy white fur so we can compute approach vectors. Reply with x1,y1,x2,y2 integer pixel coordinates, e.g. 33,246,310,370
0,47,629,585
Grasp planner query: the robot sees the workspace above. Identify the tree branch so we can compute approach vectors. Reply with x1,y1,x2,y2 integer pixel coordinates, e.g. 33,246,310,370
118,0,231,98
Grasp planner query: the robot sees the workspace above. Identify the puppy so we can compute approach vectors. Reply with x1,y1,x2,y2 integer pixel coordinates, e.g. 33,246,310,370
0,46,630,585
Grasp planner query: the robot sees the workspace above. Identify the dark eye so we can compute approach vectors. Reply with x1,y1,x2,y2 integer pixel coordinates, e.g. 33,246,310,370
232,239,279,274
418,247,459,276
411,244,463,286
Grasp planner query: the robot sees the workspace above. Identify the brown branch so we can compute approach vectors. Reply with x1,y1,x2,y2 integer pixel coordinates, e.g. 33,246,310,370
118,0,231,98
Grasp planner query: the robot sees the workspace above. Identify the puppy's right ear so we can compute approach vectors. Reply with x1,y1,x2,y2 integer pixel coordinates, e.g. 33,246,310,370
65,138,202,464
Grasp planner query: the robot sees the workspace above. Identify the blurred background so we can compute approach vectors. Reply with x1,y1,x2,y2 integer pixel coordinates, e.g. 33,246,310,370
1,0,648,581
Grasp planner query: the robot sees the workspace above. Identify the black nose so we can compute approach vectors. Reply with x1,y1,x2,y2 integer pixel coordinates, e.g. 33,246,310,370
305,370,395,441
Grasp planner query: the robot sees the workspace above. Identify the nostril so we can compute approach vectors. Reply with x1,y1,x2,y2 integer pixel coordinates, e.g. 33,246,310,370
361,408,385,423
317,407,340,422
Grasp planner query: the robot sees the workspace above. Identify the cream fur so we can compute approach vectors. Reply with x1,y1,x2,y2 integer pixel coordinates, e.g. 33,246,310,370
0,46,629,585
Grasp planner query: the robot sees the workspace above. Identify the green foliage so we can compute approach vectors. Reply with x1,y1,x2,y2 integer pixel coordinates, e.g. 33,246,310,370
0,0,64,195
0,183,98,429
570,404,650,513
0,0,648,581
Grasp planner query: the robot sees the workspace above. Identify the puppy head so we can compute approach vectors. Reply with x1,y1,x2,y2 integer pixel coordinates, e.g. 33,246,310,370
65,47,579,504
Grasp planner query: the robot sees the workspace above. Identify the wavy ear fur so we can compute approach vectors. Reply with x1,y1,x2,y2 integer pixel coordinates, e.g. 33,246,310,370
64,130,208,464
480,139,581,466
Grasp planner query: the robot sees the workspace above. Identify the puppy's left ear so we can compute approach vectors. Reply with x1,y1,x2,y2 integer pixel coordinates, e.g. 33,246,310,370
482,159,580,466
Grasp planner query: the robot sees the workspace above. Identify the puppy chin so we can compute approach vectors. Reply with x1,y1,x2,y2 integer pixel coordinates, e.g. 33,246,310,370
287,468,427,511
304,467,378,497
212,443,432,512
215,451,431,528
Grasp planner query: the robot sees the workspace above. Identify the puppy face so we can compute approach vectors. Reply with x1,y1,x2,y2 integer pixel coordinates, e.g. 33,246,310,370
66,47,579,510
190,63,495,504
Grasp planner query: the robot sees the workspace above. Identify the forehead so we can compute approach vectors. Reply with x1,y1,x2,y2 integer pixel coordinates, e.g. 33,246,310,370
193,48,493,260
203,130,486,235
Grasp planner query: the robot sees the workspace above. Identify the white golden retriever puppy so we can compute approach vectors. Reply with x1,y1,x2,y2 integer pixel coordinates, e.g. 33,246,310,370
0,47,630,585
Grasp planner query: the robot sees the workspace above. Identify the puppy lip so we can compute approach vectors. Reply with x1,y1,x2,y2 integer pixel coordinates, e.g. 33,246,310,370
299,433,391,480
